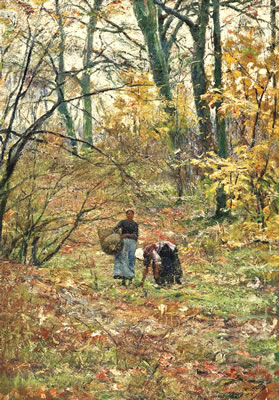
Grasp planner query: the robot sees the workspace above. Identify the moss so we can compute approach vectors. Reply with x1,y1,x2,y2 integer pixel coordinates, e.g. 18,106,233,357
248,337,279,357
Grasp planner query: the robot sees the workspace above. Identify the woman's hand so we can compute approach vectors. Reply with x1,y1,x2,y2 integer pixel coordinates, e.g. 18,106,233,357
121,233,135,239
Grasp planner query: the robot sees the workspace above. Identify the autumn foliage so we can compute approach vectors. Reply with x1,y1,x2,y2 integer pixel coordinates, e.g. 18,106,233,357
1,1,279,399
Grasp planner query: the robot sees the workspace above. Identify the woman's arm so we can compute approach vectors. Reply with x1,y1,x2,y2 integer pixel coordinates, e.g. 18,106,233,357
121,233,135,239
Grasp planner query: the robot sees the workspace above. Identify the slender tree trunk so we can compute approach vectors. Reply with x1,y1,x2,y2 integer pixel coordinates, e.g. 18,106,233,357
213,0,227,158
81,74,93,144
133,0,172,100
271,0,276,51
213,0,227,217
0,185,9,248
80,0,103,145
0,160,17,247
189,0,212,152
55,0,77,153
271,0,277,131
134,0,186,198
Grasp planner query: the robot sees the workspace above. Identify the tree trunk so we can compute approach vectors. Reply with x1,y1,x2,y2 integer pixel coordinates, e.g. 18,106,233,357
0,184,9,248
133,0,172,100
0,156,18,247
80,0,103,145
189,0,212,153
81,74,93,144
212,0,227,159
270,0,277,131
55,0,77,153
213,0,227,217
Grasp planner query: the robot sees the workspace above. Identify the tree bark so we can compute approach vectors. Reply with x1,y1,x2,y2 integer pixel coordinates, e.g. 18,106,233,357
270,0,277,131
133,0,172,100
213,0,227,217
213,0,227,158
151,0,213,152
80,0,103,144
189,0,212,153
55,0,77,153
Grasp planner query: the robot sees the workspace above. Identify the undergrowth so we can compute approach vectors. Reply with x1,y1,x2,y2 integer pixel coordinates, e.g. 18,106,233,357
1,202,279,399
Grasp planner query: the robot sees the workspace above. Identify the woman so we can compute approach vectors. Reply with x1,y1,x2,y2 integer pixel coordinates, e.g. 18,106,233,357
113,209,139,285
136,241,183,287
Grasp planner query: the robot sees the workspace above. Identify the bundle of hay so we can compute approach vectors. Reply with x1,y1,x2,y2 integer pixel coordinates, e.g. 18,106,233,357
97,227,123,256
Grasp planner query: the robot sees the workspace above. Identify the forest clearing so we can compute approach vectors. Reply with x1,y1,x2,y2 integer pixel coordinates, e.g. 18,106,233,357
1,201,279,399
1,0,279,398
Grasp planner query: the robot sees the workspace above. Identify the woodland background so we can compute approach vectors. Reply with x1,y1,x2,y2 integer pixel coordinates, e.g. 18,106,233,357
1,0,279,399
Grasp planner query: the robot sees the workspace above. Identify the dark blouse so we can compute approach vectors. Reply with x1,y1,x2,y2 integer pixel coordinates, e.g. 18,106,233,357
114,219,139,241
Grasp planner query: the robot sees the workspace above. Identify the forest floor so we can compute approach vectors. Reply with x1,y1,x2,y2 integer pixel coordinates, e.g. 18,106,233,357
1,201,279,399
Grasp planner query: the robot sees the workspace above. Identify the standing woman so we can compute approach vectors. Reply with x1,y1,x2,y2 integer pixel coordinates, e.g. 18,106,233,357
113,209,138,285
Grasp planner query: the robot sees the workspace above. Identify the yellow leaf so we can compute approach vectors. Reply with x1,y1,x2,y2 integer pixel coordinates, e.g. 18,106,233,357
32,0,47,4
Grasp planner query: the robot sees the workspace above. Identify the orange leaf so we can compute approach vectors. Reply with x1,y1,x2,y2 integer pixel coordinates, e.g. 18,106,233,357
96,371,110,381
256,383,279,400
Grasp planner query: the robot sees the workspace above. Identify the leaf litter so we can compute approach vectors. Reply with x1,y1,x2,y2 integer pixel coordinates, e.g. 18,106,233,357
0,208,279,399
